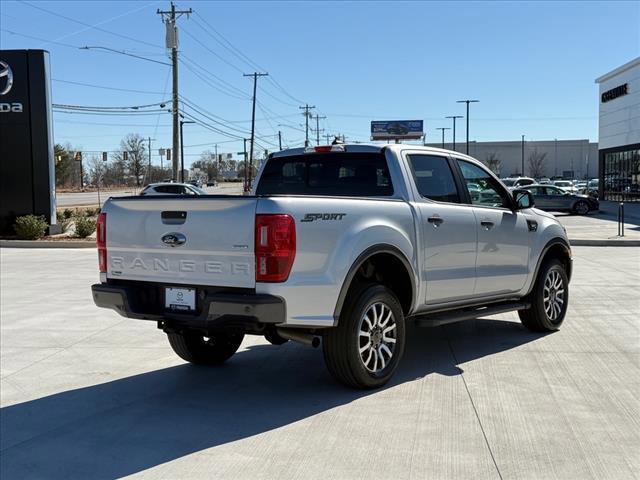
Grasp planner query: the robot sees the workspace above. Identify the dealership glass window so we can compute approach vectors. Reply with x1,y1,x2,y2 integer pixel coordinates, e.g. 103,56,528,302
603,148,640,202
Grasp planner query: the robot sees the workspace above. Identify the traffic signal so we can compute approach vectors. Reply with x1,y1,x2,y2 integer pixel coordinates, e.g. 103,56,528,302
123,151,128,161
102,151,108,162
166,149,171,161
74,152,82,162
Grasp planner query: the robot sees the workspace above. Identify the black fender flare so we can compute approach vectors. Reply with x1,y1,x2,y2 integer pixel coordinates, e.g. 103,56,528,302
525,237,572,296
332,244,417,323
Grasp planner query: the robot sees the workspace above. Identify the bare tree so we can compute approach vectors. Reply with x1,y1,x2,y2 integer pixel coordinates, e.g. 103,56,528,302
527,149,547,178
87,155,104,187
113,134,146,186
484,152,502,175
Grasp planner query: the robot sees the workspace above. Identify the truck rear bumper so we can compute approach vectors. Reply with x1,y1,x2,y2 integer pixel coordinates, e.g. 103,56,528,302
91,283,285,331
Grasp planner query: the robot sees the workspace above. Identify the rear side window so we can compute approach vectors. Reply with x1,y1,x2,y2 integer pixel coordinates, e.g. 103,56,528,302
155,185,183,194
256,152,393,196
407,154,460,203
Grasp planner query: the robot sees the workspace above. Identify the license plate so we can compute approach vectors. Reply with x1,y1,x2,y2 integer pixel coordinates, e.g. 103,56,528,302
165,287,196,311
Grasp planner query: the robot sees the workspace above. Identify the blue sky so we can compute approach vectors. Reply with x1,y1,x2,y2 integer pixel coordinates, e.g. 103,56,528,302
1,0,639,166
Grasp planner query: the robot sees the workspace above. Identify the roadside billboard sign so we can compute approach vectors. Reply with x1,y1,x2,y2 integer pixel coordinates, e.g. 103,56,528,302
371,120,424,140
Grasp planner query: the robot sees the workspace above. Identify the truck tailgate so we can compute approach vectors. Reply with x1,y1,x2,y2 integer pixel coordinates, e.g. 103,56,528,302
104,196,257,288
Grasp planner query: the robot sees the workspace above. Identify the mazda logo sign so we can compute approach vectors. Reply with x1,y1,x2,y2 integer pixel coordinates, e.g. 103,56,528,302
161,232,186,247
0,61,13,96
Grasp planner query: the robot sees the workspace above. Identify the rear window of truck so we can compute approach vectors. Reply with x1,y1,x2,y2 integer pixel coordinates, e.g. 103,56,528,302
256,152,393,196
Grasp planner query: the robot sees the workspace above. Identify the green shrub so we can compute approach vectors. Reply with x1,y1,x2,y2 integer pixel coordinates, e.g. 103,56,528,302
14,215,48,240
62,208,74,219
74,216,96,238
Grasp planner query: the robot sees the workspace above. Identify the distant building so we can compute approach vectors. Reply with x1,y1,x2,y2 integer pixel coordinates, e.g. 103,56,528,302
425,139,597,179
595,57,640,201
220,170,239,180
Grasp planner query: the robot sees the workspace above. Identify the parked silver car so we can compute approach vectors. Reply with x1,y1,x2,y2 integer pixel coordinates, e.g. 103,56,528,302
525,184,599,215
140,182,206,196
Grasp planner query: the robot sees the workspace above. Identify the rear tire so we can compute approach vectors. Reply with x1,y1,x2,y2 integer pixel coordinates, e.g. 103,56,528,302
573,200,589,215
519,259,569,332
323,284,405,389
167,330,244,365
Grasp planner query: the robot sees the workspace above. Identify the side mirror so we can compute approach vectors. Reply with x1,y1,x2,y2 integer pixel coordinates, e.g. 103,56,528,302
513,189,535,210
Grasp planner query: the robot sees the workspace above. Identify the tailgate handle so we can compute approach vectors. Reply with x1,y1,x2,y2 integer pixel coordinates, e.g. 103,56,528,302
161,211,187,225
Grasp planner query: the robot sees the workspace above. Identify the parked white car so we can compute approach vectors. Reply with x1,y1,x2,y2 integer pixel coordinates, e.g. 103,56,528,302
552,180,578,194
93,145,572,389
501,177,536,189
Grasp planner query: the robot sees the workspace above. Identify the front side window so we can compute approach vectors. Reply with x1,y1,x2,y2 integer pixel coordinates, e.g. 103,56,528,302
546,186,566,196
407,154,460,203
457,160,512,208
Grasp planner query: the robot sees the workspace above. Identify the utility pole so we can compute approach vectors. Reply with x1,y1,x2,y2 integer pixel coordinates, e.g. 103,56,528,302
521,135,525,176
147,137,155,184
312,114,326,146
243,138,248,192
324,133,334,145
445,115,463,152
243,72,268,188
436,127,450,149
278,131,282,150
554,138,558,177
299,104,316,147
157,2,192,182
456,99,479,154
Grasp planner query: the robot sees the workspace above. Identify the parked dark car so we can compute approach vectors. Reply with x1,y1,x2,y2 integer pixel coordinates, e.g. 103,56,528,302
524,184,599,215
206,180,218,187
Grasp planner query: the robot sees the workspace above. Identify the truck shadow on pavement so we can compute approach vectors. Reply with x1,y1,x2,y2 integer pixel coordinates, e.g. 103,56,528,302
0,318,548,479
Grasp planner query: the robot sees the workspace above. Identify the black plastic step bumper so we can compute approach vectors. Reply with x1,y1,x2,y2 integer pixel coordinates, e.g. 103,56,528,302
91,283,285,330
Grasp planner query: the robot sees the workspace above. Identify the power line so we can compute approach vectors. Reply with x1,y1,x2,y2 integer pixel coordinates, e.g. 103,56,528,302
0,28,80,49
181,27,244,74
53,101,169,110
180,99,251,136
190,12,306,106
180,56,250,100
19,0,164,49
52,78,165,95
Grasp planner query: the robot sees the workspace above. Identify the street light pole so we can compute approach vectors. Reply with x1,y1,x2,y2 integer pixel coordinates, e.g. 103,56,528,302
179,120,195,183
445,115,463,152
456,99,479,154
521,135,525,176
436,127,451,149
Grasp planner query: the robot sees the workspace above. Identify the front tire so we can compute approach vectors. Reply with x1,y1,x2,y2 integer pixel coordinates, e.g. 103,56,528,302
573,200,589,215
167,330,244,365
519,259,569,332
323,284,405,389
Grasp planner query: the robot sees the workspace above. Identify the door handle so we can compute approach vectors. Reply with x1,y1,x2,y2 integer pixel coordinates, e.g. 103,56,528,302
427,216,444,226
480,220,495,230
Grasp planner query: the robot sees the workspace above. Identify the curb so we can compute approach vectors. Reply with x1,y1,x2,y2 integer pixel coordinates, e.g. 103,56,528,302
0,240,95,249
569,239,640,247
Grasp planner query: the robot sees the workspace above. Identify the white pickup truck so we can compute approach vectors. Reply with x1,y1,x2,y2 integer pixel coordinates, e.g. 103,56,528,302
92,144,572,388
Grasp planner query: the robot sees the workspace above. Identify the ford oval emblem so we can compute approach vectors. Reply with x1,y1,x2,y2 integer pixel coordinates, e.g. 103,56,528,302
161,232,186,247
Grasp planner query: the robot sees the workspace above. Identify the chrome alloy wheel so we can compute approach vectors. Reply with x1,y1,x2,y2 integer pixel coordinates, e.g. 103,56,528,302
575,201,589,214
543,270,565,322
358,302,397,373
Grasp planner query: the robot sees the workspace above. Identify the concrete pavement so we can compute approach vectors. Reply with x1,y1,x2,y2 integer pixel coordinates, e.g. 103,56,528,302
1,247,639,479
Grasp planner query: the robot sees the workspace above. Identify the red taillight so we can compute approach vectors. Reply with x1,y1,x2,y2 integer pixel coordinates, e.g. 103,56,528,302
255,214,296,282
96,212,107,273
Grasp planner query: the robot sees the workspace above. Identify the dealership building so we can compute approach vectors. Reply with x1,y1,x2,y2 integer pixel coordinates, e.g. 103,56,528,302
426,139,598,179
595,57,640,201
